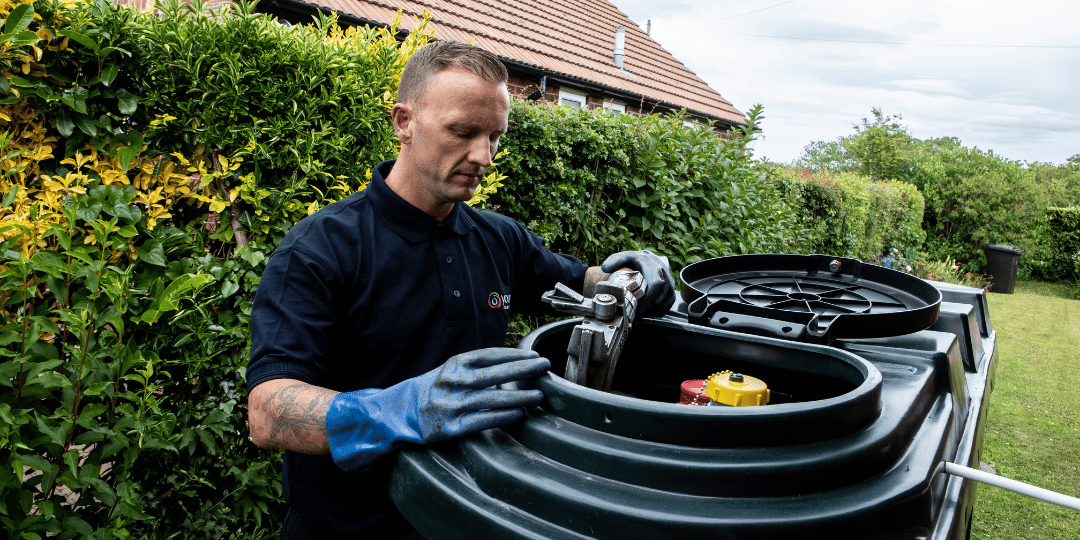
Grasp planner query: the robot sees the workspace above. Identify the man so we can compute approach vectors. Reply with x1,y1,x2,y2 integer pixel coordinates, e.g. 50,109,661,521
246,41,675,539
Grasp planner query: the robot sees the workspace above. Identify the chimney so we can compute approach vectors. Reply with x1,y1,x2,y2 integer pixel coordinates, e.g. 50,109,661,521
614,26,626,69
646,20,651,36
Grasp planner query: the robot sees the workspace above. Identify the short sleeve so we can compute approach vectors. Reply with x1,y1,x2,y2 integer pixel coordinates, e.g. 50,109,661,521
246,246,340,390
507,220,588,315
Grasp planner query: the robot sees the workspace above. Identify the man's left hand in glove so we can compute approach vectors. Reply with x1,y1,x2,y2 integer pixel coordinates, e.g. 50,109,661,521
586,250,677,318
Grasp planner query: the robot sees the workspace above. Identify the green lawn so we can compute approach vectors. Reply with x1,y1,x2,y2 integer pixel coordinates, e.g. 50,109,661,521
970,281,1080,539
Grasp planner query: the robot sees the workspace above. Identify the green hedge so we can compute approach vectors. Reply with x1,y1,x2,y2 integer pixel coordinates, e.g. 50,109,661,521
771,167,925,260
1,1,805,536
912,144,1042,274
794,122,1080,282
494,102,805,271
0,0,429,537
126,0,408,220
1032,207,1080,282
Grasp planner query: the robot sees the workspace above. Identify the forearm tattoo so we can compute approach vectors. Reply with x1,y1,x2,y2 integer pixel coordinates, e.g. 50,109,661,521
260,382,339,454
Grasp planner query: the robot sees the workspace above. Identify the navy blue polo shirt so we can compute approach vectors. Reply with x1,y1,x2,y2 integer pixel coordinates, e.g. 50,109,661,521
246,160,587,537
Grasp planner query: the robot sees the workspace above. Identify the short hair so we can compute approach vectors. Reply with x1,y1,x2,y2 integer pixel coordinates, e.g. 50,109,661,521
396,41,509,106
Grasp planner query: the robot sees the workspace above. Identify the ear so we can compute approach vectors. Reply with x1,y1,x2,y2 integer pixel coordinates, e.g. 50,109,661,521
391,103,414,145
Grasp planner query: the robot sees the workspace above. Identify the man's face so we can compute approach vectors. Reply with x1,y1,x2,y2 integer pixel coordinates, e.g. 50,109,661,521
398,67,510,210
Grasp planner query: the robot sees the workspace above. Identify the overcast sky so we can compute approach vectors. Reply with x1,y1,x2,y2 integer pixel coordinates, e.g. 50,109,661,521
610,0,1080,165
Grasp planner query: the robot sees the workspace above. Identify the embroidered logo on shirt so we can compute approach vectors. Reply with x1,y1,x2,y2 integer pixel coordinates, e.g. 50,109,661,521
488,292,510,309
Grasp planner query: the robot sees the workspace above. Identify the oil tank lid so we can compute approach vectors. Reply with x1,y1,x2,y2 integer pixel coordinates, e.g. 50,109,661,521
706,371,770,407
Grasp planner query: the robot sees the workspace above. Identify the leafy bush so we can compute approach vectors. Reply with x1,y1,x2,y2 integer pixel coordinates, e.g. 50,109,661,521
771,167,925,260
843,108,919,183
493,99,638,260
791,108,920,185
792,136,856,172
124,0,436,252
622,107,803,267
1012,161,1079,283
792,112,1077,283
0,0,431,537
1027,160,1080,209
1,101,226,537
1074,256,1080,300
913,143,1042,274
494,102,804,271
1028,207,1080,283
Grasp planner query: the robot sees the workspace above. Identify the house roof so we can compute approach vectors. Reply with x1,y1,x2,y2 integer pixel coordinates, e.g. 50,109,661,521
285,0,745,126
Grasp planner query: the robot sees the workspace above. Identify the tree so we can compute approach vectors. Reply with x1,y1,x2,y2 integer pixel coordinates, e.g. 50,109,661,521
843,108,917,182
793,136,857,172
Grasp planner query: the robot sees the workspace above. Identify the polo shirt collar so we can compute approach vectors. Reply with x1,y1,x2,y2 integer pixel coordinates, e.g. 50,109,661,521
369,160,475,242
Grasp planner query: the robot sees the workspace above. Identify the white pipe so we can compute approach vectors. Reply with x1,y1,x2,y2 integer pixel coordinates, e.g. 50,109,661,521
614,26,625,69
945,462,1080,511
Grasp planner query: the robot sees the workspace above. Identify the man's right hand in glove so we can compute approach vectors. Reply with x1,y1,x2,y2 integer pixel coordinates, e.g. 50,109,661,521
325,348,549,471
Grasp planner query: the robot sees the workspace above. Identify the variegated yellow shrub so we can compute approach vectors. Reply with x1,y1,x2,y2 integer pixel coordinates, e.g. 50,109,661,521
1,102,241,258
1,107,61,260
0,1,451,537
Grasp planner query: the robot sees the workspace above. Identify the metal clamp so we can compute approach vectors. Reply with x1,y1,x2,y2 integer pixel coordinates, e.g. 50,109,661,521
541,270,645,391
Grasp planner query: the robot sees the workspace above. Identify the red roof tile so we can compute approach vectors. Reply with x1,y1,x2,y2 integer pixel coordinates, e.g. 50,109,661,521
294,0,745,125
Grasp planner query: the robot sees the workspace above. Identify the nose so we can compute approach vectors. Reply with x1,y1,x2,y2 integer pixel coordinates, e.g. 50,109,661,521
467,135,494,169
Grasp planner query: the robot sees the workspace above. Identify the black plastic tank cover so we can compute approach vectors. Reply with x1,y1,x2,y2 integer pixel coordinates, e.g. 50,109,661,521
680,254,942,342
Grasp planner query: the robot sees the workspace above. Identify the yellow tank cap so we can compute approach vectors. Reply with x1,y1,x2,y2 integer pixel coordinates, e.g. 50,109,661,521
705,371,770,407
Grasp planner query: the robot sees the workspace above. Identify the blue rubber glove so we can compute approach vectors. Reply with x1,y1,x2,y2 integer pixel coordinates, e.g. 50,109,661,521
326,348,549,471
601,250,677,317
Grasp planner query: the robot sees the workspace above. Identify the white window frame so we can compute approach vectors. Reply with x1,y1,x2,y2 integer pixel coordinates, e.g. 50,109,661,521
558,88,587,109
604,99,627,115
